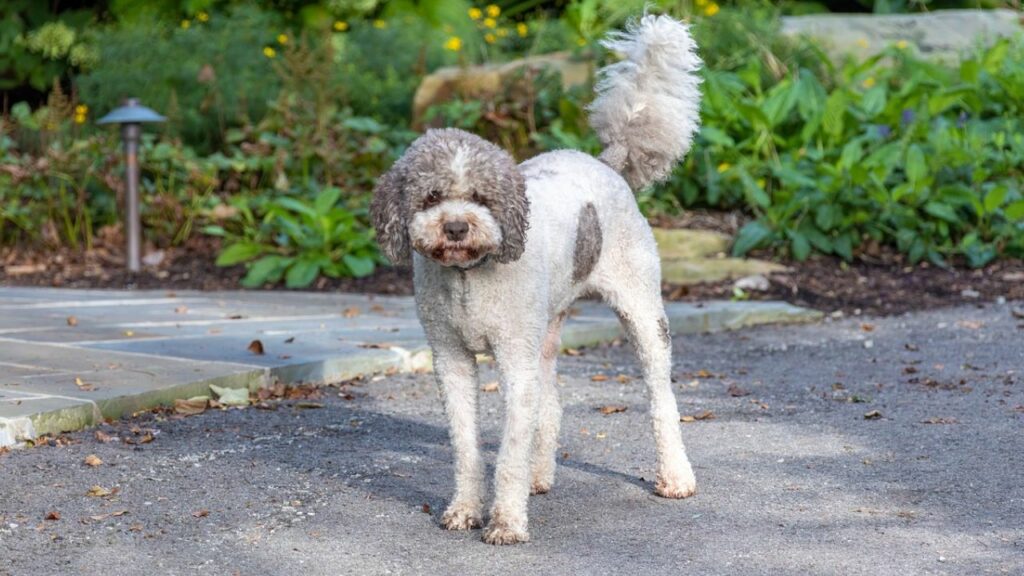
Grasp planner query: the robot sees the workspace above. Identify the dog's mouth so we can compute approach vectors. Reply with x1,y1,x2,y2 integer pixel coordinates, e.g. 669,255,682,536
415,242,491,268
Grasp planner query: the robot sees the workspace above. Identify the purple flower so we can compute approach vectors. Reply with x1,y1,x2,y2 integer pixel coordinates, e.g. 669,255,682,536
957,111,969,128
901,109,915,125
876,124,892,138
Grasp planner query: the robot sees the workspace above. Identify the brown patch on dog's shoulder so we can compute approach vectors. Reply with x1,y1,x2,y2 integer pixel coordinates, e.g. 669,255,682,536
573,203,602,283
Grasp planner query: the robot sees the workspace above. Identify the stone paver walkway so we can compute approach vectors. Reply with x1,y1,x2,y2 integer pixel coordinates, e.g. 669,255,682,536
0,287,820,446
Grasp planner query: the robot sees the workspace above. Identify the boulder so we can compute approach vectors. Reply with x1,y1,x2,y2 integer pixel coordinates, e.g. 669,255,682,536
781,9,1022,62
412,52,592,126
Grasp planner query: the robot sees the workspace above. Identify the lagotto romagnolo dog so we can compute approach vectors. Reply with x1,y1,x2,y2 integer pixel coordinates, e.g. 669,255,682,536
371,14,702,545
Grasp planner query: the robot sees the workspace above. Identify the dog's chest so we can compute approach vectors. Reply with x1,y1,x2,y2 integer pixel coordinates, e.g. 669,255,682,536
416,267,492,353
446,271,490,351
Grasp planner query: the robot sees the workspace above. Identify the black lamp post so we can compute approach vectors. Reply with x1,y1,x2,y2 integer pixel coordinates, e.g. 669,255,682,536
97,98,165,273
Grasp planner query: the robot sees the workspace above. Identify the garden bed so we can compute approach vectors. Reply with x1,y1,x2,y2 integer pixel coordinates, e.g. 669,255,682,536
3,221,1020,317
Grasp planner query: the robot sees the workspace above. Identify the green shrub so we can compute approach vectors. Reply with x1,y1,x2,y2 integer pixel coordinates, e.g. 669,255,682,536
204,186,383,288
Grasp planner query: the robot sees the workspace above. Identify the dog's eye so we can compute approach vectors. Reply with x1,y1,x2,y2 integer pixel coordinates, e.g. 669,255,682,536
471,192,486,206
424,190,442,207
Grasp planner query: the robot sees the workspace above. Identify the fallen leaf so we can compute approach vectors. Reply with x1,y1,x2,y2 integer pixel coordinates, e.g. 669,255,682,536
209,385,249,407
681,410,715,423
247,339,265,355
94,430,117,443
696,370,714,378
421,503,431,514
83,454,103,467
615,374,630,384
86,485,111,497
284,337,296,344
342,307,361,318
590,374,609,382
45,511,60,521
921,417,958,425
173,396,209,416
122,330,135,337
956,320,984,330
370,304,387,313
597,405,627,415
294,402,324,410
192,509,209,518
66,316,78,327
727,384,750,397
904,343,920,352
357,343,393,349
563,348,582,357
480,382,499,393
129,523,143,532
864,410,883,420
174,306,188,314
74,377,96,392
860,323,875,332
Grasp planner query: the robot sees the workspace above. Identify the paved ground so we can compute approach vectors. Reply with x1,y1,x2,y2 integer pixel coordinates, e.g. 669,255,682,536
1,303,1022,575
0,287,817,447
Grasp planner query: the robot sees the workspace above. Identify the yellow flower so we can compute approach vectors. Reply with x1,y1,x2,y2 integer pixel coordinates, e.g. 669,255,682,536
180,19,191,29
468,7,483,20
277,34,288,45
856,38,869,49
74,113,86,125
263,46,276,58
497,27,508,38
757,178,766,188
444,36,463,51
516,22,528,37
333,20,348,32
486,4,500,17
703,2,720,16
485,33,496,44
373,19,386,29
75,104,88,115
896,39,909,50
197,11,209,22
862,76,876,88
717,162,731,173
483,17,497,29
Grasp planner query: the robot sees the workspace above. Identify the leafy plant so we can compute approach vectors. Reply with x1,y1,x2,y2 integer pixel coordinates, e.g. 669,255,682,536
205,186,383,288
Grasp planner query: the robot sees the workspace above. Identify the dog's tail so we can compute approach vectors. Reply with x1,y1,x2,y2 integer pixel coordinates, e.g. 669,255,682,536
588,14,702,191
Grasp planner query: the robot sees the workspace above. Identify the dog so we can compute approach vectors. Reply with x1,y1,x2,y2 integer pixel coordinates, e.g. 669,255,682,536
370,14,702,545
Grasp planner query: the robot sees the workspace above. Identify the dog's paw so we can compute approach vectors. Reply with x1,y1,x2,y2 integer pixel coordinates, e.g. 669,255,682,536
482,523,530,545
441,503,483,531
529,480,551,495
654,470,697,499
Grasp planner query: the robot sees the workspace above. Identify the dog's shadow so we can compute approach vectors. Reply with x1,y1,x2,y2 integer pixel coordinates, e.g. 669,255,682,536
274,403,651,512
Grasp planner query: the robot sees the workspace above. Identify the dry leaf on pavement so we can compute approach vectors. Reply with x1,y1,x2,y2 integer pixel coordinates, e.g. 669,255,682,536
597,405,627,415
680,410,716,423
86,485,111,497
83,454,102,467
192,509,209,518
247,340,265,355
74,377,96,392
480,382,499,393
66,316,78,326
864,410,883,420
45,511,60,521
174,396,209,415
590,374,609,382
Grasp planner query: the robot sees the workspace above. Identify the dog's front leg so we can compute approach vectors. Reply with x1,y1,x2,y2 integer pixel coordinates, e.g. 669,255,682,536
484,342,541,545
435,346,485,531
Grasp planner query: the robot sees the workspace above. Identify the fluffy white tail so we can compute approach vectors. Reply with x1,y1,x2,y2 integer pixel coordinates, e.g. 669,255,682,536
588,14,703,190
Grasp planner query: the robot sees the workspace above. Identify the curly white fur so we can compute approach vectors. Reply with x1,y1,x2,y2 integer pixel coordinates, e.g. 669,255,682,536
371,14,701,546
589,14,703,190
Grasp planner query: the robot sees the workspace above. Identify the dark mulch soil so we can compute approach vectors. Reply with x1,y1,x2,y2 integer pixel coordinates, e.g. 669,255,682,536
2,228,1021,316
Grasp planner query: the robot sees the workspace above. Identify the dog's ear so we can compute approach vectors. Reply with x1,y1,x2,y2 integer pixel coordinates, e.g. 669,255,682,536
493,163,530,263
370,159,412,265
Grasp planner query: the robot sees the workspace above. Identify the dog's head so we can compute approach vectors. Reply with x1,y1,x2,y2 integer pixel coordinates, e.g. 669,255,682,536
371,129,529,268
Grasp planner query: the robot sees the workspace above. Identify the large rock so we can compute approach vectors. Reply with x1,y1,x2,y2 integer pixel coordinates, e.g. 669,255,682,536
412,52,591,126
781,9,1022,61
653,228,787,285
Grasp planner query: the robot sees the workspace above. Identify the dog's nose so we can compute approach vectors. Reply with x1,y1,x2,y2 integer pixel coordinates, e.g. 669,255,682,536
443,220,469,241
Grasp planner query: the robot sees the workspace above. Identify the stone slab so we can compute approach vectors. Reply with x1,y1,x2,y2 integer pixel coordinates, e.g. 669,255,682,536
0,287,821,447
781,9,1022,62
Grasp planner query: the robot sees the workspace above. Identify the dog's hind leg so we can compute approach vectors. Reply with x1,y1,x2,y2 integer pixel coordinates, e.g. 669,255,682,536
434,344,486,530
595,252,697,499
531,313,566,495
